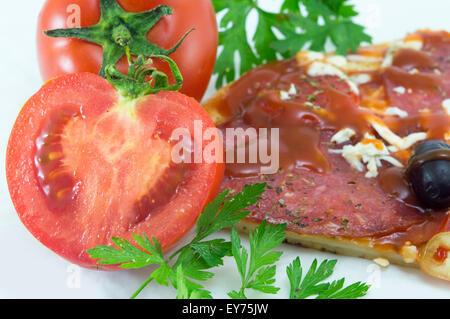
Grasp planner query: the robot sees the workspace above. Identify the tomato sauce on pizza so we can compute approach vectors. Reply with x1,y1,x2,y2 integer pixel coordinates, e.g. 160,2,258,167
204,30,450,278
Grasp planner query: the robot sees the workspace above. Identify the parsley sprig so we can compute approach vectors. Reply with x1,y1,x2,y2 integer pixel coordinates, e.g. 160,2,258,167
229,221,286,299
88,183,369,299
287,257,370,299
212,0,372,88
88,183,266,299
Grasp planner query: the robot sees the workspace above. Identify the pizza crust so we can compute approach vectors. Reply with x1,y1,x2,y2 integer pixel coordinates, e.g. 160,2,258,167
235,220,418,268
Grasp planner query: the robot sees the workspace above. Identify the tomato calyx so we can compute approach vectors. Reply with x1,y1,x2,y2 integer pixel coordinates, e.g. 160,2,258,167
44,0,193,77
105,49,183,99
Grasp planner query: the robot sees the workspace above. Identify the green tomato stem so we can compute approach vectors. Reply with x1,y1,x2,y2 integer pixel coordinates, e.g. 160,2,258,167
105,52,184,99
44,0,192,78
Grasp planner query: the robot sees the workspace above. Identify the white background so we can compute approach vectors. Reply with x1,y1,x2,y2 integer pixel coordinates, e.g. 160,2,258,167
0,0,449,299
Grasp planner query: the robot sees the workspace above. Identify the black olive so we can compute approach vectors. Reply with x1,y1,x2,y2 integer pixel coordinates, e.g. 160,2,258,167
406,140,450,210
414,140,449,156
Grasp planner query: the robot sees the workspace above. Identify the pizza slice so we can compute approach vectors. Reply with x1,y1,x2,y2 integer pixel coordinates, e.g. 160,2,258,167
203,30,450,281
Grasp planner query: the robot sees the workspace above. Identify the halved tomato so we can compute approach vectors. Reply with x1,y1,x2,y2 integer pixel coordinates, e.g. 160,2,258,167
6,72,224,269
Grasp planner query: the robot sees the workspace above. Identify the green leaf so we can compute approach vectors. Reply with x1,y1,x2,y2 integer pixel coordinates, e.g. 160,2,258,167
212,0,372,87
195,183,266,241
190,289,214,299
320,0,358,17
151,265,173,286
253,10,280,63
248,265,280,294
86,235,164,269
214,0,259,88
190,239,232,267
330,21,373,55
249,221,286,271
132,234,165,264
229,221,286,298
171,239,232,284
294,259,336,299
317,280,370,299
228,290,245,299
281,0,301,13
174,266,213,300
286,257,302,299
287,258,369,299
231,226,248,281
175,266,190,299
174,247,217,282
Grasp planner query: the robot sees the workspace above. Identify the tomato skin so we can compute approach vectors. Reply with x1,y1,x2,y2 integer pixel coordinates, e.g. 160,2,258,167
37,0,218,101
7,73,224,269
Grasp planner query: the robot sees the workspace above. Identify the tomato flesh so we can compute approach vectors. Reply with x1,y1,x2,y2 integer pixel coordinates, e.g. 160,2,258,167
7,73,224,269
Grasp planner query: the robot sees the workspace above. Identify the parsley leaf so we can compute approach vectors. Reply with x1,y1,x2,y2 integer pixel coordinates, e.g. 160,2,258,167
87,234,165,269
212,0,372,88
287,257,370,299
174,265,213,299
195,183,266,241
229,221,287,299
87,183,266,299
190,239,232,267
212,0,260,88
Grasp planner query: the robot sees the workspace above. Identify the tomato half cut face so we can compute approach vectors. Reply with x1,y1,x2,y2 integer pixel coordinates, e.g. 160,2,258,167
6,73,224,269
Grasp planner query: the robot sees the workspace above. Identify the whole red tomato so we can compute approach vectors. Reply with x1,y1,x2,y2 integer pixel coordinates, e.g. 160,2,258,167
37,0,218,101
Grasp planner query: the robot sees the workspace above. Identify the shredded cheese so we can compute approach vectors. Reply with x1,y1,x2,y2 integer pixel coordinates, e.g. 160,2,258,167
307,61,347,78
400,242,419,264
329,133,403,178
280,91,290,100
326,55,347,68
331,128,356,144
280,83,297,100
330,113,427,178
442,99,450,115
304,51,325,61
307,61,359,95
296,50,325,65
349,74,372,85
369,118,427,150
288,83,297,95
347,54,382,62
384,107,408,118
373,258,390,267
393,86,406,95
299,39,431,180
